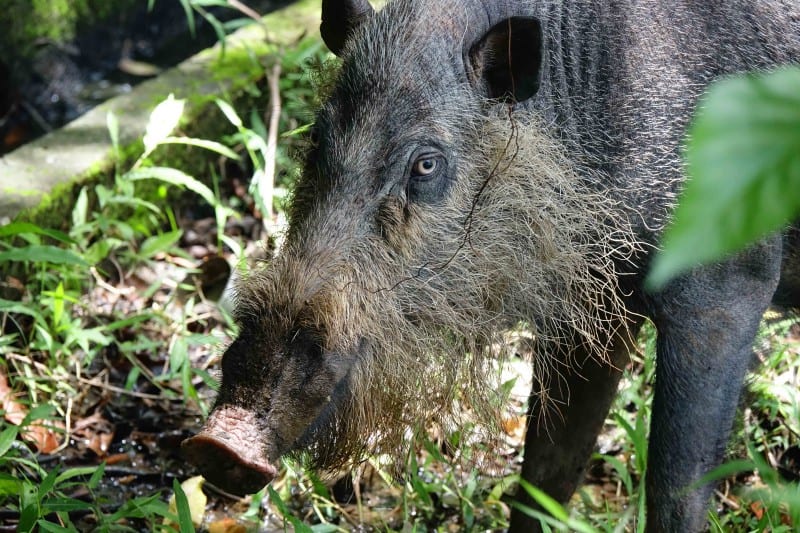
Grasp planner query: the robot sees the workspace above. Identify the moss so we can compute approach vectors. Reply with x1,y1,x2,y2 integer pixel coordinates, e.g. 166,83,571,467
0,0,138,62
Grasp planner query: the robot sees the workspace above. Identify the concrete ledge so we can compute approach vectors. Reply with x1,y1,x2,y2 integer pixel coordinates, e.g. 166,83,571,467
0,0,320,224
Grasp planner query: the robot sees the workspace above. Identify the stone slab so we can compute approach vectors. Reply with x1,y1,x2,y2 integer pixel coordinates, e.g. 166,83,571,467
0,0,320,224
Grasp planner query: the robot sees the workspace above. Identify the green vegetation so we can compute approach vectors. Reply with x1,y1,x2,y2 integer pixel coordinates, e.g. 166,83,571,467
0,23,798,533
0,31,332,530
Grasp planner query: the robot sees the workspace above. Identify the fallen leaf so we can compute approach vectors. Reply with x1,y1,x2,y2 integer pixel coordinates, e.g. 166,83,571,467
72,411,115,457
208,518,247,533
0,368,26,425
0,368,63,453
750,500,765,519
501,415,526,441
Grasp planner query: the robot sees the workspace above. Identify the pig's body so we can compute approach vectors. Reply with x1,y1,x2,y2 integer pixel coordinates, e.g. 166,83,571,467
184,1,800,531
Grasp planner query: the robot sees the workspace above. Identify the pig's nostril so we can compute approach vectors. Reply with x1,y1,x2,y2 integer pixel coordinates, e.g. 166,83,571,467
182,433,277,496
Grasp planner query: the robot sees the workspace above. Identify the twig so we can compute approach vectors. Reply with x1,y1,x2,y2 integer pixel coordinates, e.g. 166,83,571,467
76,377,170,400
260,60,282,231
51,396,73,455
89,266,135,296
715,487,741,510
227,0,263,23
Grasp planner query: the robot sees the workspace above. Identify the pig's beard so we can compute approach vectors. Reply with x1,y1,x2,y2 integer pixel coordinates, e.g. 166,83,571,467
288,112,643,477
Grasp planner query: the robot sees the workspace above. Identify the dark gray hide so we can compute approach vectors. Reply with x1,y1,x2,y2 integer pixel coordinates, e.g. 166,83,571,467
184,1,800,532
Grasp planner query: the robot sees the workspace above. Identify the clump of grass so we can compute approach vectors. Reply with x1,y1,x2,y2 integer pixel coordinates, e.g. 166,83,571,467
0,31,339,531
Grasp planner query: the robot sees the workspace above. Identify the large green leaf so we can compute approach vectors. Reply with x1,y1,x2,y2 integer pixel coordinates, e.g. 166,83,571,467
160,137,240,160
125,167,218,208
647,66,800,289
139,230,183,259
143,94,185,156
0,222,75,245
0,245,87,266
171,478,196,533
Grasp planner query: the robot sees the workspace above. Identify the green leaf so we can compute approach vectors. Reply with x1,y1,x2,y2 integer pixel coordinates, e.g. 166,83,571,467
0,223,75,244
0,473,22,495
65,326,113,357
193,368,220,392
50,282,65,330
177,0,195,37
282,123,314,138
71,187,88,228
169,337,189,376
0,426,19,458
125,167,218,208
42,497,92,513
182,356,198,404
88,463,105,489
268,486,313,533
216,99,243,128
102,195,162,215
107,111,120,157
171,478,196,533
109,493,168,522
21,404,56,427
84,239,112,265
19,502,38,533
518,480,569,522
54,465,104,487
648,66,800,289
160,137,240,160
37,520,78,533
691,459,756,489
517,480,598,533
139,230,183,259
488,474,518,502
596,453,633,496
143,94,186,156
39,466,60,497
0,246,87,266
200,10,227,56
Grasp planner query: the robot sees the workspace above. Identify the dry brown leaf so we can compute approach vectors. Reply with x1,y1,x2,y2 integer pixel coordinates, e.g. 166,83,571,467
0,368,63,453
749,500,765,519
72,411,115,457
501,415,526,441
0,367,27,425
208,518,247,533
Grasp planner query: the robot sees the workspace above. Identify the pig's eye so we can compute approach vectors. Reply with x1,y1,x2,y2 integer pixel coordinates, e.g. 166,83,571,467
406,148,451,204
411,156,438,177
408,149,446,181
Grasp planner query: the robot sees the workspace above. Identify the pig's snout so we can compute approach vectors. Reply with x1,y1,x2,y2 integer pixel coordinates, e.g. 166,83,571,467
182,406,277,496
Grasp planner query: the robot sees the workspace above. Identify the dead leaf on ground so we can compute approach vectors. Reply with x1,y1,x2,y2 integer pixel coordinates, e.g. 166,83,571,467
749,500,765,519
501,415,526,442
0,367,63,453
72,410,115,457
208,518,247,533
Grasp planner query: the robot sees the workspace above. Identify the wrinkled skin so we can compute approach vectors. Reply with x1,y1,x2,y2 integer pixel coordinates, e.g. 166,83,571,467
184,1,800,531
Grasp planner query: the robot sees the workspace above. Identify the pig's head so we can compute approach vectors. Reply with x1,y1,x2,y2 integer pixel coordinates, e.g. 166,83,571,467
183,0,636,495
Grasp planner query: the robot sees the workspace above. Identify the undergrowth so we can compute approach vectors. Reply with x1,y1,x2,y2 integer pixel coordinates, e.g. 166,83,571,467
0,21,798,533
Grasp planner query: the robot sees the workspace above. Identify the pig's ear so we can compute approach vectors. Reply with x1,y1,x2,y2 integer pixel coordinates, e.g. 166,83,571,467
468,17,543,103
321,0,374,56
